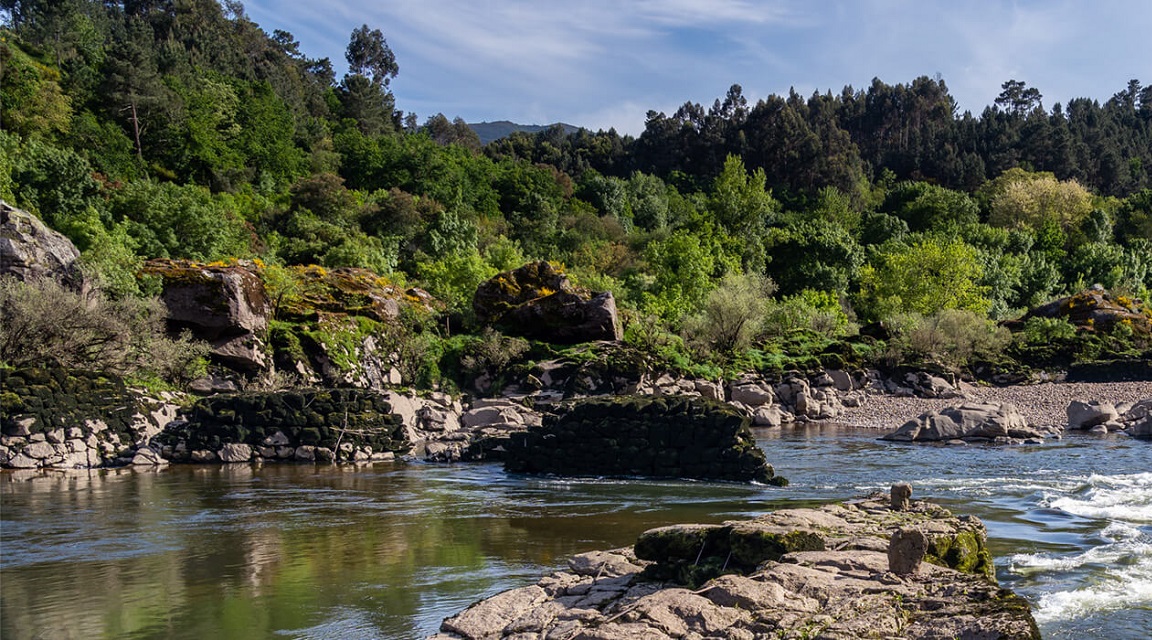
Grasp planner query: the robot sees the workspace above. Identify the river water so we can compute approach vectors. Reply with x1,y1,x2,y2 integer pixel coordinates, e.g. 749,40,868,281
2,426,1149,639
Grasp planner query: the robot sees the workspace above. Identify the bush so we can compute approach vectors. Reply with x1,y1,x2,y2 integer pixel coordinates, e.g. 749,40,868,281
1022,316,1078,344
896,309,1011,368
681,272,774,360
762,290,852,339
0,277,209,384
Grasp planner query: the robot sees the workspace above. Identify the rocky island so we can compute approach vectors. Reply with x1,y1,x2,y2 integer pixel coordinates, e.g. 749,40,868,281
432,488,1039,640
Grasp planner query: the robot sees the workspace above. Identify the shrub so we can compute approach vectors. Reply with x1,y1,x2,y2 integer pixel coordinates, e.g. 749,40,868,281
0,277,210,384
682,272,774,359
898,309,1011,368
1022,316,1077,344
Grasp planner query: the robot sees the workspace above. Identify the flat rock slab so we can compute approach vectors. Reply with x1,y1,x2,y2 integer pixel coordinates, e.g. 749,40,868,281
433,498,1039,640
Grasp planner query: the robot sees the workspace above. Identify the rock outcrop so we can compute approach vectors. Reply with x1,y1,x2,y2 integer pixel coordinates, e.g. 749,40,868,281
473,261,621,344
504,395,783,484
142,259,272,373
433,494,1038,640
1067,398,1152,436
0,201,88,293
882,402,1055,444
1013,286,1152,335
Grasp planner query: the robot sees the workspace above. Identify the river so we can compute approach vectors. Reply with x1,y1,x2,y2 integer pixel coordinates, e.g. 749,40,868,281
2,426,1149,639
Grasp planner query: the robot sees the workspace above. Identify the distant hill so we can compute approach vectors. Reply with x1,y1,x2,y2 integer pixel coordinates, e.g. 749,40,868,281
468,121,582,145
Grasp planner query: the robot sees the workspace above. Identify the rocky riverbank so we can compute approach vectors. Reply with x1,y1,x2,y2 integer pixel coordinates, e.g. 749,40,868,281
431,490,1039,640
835,380,1152,430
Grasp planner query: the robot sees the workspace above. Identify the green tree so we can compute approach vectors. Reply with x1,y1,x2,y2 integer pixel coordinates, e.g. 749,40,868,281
856,236,991,320
984,168,1095,231
763,220,862,297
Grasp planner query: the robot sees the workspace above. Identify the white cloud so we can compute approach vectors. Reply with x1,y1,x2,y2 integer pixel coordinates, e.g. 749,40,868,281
243,0,1152,134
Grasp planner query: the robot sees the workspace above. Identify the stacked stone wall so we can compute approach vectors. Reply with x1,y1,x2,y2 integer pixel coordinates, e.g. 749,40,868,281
504,395,783,484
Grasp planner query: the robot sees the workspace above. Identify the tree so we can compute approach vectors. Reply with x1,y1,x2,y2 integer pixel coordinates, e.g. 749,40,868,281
856,236,991,320
995,80,1043,115
985,168,1095,231
345,24,398,87
763,220,862,297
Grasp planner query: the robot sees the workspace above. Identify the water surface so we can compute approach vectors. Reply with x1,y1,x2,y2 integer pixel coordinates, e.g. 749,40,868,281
2,426,1149,639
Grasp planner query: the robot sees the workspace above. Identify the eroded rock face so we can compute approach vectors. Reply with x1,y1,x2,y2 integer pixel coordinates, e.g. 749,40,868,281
433,496,1038,640
883,402,1054,444
142,260,271,372
0,201,88,292
473,261,621,344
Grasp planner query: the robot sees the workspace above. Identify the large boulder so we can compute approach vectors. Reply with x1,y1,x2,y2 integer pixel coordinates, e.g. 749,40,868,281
882,402,1052,443
142,259,271,372
0,201,89,293
473,261,621,344
1013,286,1152,335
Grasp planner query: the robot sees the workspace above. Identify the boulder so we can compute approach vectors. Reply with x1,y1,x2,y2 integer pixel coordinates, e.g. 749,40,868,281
0,201,89,293
142,260,271,372
1013,287,1152,335
730,380,774,406
1066,400,1121,429
473,261,621,344
883,402,1050,443
504,396,783,484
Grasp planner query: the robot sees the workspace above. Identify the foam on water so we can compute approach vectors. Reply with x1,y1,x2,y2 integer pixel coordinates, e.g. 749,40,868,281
1032,565,1152,623
1044,472,1152,523
1006,472,1152,625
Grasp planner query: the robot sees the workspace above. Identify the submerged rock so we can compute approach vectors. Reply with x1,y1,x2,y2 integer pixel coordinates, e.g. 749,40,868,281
432,495,1038,640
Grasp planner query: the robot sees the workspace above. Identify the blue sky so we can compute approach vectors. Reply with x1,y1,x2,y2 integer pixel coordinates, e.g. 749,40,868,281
242,0,1152,136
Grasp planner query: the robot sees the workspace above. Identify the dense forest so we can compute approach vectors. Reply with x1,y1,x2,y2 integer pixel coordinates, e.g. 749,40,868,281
2,0,1151,387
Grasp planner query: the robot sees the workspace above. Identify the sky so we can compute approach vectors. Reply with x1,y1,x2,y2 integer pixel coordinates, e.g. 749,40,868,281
241,0,1152,136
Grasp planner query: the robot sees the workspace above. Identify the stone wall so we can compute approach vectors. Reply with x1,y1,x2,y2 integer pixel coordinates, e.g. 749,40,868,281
155,389,410,463
0,367,177,469
504,395,784,484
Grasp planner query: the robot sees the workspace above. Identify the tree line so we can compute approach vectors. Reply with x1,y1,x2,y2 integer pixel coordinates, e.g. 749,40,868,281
2,0,1150,379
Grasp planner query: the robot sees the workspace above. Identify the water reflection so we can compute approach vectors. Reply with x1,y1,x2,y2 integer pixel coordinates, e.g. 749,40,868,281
2,427,1149,639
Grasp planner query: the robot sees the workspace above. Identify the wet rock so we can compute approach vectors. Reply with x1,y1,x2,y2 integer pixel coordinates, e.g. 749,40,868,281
218,443,252,463
504,396,782,484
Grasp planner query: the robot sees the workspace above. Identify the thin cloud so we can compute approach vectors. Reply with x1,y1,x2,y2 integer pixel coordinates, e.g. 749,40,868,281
243,0,1152,135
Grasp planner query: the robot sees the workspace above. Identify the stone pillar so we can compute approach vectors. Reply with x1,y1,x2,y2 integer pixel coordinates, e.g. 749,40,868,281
888,527,928,575
891,482,912,511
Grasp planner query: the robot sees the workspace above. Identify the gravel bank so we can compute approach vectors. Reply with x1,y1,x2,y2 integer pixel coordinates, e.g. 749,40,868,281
836,380,1152,430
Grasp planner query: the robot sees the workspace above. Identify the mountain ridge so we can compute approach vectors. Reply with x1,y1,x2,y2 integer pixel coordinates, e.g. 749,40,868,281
468,121,582,145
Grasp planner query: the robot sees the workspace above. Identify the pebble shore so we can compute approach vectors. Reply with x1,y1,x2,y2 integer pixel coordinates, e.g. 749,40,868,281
837,380,1152,430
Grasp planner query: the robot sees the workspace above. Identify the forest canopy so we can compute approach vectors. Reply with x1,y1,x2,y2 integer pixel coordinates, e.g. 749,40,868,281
2,0,1150,380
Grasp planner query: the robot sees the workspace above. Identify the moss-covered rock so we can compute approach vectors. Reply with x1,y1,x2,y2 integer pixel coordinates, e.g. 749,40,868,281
504,395,782,483
155,388,411,462
634,494,999,588
473,261,621,344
